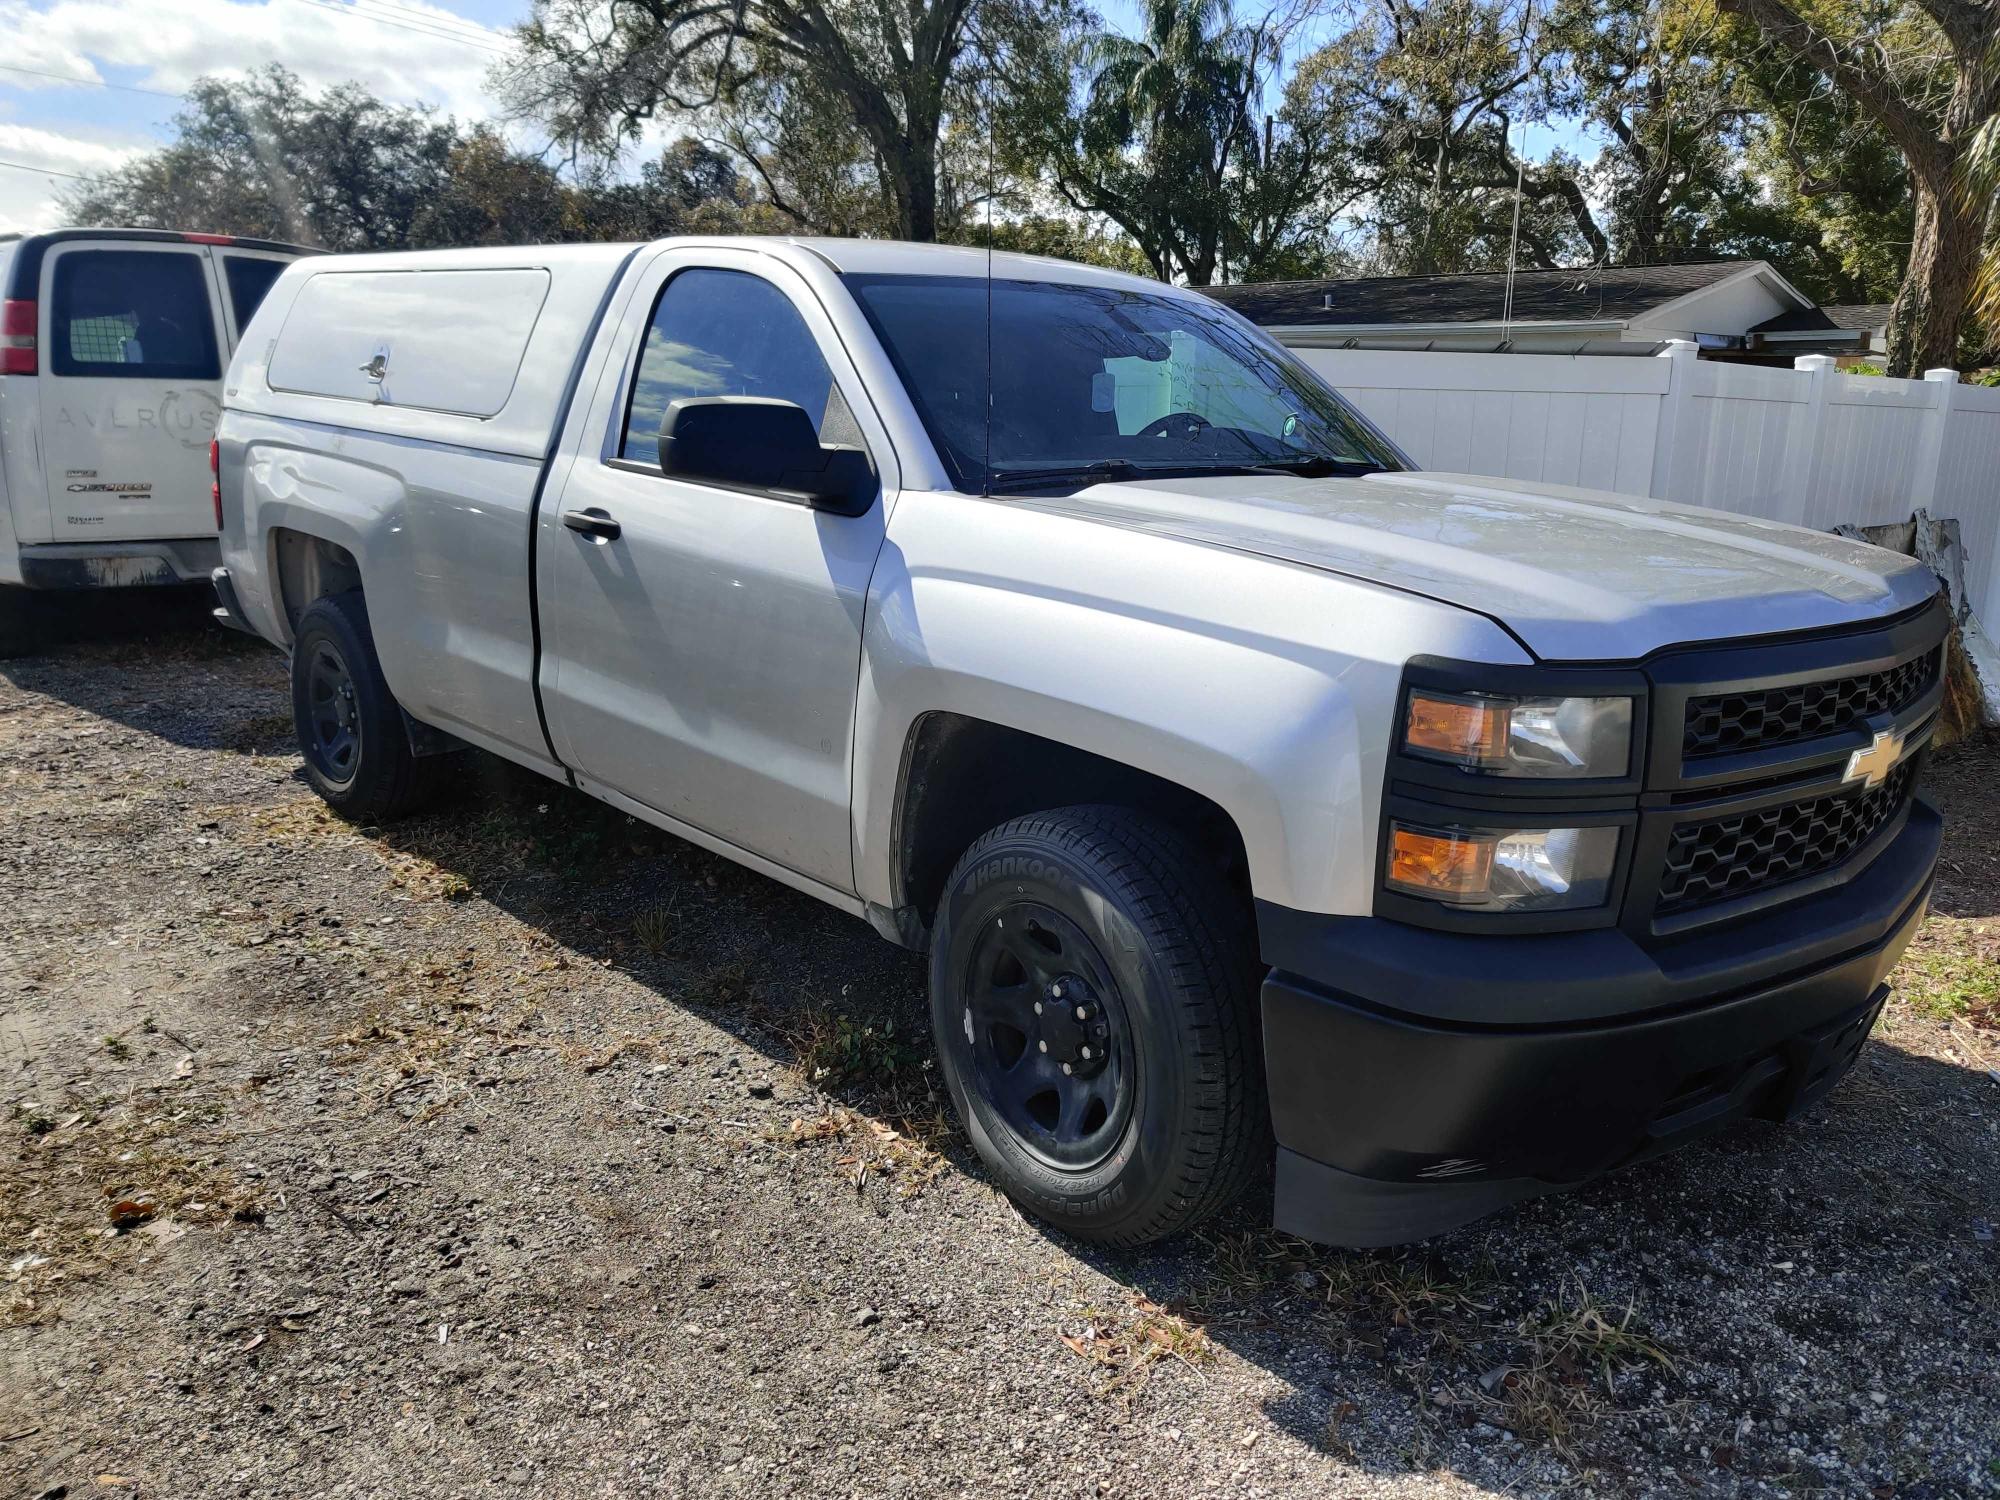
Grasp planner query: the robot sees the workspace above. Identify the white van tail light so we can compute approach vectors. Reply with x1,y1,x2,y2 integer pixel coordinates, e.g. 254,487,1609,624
210,439,222,529
1,300,34,375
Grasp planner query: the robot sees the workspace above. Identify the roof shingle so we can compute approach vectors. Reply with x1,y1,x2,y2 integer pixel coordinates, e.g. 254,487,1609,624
1199,260,1759,328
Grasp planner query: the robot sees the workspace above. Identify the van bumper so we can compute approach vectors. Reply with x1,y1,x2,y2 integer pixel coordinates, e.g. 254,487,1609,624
17,539,220,590
1256,796,1941,1247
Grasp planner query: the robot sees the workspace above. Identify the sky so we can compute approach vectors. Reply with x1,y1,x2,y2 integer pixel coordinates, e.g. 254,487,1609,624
0,0,1592,239
0,0,525,232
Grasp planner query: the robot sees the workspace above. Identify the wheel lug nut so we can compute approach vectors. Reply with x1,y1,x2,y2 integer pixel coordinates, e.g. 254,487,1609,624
1051,982,1065,999
1061,1063,1072,1075
1038,1040,1048,1053
1080,1046,1091,1060
1033,1001,1043,1015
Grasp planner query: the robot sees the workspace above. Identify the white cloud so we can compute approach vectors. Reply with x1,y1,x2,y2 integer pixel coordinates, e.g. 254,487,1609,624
0,120,145,230
0,0,522,229
0,0,513,117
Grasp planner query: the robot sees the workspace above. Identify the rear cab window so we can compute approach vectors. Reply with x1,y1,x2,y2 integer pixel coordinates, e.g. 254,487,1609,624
50,249,220,380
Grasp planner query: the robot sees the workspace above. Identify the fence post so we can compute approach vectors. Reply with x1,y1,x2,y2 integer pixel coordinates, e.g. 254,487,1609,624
1910,368,1960,513
1784,354,1836,528
1648,339,1699,503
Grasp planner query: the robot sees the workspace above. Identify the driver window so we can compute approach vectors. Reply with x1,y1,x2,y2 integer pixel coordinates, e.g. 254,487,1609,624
619,267,859,466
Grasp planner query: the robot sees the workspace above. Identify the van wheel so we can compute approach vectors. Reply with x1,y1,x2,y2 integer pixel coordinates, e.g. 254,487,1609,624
290,591,437,821
0,586,46,661
929,805,1264,1246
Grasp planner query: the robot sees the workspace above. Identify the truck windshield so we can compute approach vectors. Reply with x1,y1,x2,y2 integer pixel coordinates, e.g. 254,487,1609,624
843,273,1407,493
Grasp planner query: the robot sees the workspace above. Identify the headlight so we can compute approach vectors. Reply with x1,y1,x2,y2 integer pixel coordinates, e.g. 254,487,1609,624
1403,690,1633,778
1386,822,1620,911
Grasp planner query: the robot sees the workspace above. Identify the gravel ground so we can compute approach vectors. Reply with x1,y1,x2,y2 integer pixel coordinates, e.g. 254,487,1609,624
3,601,1997,1499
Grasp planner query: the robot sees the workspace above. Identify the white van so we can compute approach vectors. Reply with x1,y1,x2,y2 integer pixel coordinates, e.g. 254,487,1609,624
0,228,314,646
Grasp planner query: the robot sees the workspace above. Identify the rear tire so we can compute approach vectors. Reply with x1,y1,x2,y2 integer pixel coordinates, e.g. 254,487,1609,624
290,591,438,821
0,586,47,661
929,805,1264,1246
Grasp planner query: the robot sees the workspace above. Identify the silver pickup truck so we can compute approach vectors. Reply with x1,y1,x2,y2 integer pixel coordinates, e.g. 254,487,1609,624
212,239,1947,1248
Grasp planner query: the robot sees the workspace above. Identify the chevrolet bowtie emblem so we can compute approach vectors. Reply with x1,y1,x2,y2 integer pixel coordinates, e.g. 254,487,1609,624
1843,727,1908,790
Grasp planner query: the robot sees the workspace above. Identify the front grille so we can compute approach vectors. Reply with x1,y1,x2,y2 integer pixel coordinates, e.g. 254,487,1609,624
1657,763,1913,915
1683,647,1941,761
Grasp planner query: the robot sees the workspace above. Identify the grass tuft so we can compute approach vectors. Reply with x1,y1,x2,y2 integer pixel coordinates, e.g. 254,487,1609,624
5,1105,259,1327
1061,1295,1215,1401
1893,926,2000,1025
1477,1283,1676,1455
765,1104,951,1197
631,899,680,956
785,1007,925,1092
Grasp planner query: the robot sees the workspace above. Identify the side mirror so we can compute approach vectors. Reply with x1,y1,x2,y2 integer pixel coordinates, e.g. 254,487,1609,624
659,396,876,516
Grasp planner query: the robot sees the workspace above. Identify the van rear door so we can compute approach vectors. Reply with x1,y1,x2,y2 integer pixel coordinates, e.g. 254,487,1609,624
36,240,227,543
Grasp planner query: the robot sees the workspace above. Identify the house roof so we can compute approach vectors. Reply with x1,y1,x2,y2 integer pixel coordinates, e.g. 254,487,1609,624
1200,260,1767,329
1748,303,1890,342
1749,306,1840,334
1822,303,1892,333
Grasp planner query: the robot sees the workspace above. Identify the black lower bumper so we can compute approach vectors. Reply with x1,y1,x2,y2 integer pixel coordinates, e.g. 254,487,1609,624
17,539,220,590
1260,798,1941,1247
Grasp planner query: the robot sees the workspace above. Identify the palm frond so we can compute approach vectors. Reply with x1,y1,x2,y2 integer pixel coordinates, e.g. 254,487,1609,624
1965,112,2000,330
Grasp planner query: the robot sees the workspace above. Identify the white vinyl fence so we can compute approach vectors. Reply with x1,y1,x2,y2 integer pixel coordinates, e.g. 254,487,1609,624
1292,341,2000,627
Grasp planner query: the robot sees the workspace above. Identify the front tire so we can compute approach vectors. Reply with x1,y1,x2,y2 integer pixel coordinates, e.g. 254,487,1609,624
290,591,437,821
929,805,1263,1246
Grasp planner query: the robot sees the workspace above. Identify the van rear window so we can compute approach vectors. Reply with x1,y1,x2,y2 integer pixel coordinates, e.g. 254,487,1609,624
51,249,220,381
267,267,552,418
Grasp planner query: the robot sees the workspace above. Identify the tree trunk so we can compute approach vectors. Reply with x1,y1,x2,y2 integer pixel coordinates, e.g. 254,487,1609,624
902,173,938,242
1885,173,1983,377
890,138,940,242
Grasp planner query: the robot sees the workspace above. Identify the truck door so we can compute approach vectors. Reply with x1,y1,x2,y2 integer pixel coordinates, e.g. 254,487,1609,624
37,241,228,543
536,250,895,894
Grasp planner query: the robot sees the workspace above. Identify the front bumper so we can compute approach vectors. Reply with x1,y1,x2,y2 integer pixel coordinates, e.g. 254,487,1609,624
1259,795,1941,1247
17,539,220,590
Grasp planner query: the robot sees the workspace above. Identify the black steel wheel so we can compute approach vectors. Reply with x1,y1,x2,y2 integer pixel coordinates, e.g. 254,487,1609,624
301,638,362,788
289,590,440,821
930,804,1264,1246
960,902,1135,1171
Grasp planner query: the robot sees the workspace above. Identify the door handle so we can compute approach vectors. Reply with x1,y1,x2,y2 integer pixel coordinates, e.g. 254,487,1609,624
562,507,622,541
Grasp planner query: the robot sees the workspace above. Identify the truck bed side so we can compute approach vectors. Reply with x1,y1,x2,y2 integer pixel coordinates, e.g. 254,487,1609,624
219,244,639,771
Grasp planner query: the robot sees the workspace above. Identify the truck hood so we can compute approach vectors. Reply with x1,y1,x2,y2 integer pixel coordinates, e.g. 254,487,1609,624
1020,469,1937,661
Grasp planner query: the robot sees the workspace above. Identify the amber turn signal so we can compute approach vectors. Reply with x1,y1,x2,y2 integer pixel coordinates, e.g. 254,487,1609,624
1404,691,1509,764
1386,825,1494,901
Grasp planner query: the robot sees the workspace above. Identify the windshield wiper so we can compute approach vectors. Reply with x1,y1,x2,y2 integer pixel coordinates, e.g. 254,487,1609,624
986,456,1393,494
1246,456,1390,478
986,460,1149,493
984,462,1360,496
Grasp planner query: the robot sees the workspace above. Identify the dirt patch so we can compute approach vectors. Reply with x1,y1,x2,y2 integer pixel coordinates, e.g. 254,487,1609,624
2,620,1996,1499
